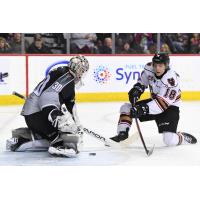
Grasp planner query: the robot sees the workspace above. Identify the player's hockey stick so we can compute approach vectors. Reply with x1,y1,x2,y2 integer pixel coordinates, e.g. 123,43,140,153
134,118,154,156
132,102,155,156
12,91,129,148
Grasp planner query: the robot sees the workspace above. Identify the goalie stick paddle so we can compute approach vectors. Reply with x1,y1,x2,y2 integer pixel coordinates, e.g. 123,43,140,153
12,91,127,148
77,127,121,148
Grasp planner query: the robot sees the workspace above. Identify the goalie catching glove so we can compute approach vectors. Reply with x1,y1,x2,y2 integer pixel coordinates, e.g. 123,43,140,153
48,108,78,134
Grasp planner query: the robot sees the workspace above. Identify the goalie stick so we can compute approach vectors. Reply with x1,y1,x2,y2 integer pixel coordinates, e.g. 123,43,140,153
12,91,135,148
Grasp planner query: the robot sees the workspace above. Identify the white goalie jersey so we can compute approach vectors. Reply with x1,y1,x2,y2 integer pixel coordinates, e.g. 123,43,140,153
138,63,181,115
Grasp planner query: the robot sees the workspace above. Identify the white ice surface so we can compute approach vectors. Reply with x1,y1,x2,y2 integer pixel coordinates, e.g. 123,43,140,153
0,102,200,166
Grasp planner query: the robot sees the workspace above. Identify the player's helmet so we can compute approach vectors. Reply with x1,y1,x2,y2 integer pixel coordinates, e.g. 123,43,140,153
152,53,170,69
68,55,89,84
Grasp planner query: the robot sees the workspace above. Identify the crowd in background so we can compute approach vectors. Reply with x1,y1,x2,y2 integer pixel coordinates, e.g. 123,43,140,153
0,33,200,54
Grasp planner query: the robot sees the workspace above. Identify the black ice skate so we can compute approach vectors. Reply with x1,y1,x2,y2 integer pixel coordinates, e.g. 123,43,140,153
182,132,197,144
110,128,129,143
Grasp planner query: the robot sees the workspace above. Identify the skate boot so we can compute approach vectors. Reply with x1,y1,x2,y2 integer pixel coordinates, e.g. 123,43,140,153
182,132,197,144
48,133,79,158
110,128,129,142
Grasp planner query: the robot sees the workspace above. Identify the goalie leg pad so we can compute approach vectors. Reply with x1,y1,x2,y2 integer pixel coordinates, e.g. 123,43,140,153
7,127,49,151
6,137,49,151
12,127,32,140
12,127,43,140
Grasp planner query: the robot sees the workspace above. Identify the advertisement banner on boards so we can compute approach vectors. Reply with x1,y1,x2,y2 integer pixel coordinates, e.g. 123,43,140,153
28,55,200,93
1,55,200,95
0,56,26,95
28,56,152,93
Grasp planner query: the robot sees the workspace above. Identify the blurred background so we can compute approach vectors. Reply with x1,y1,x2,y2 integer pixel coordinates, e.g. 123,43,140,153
0,33,199,54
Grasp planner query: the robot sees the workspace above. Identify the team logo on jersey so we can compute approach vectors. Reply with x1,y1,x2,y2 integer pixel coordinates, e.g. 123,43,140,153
93,66,111,84
167,78,175,86
148,75,154,81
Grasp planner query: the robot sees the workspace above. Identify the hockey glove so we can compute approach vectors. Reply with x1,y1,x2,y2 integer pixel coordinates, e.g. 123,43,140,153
128,83,145,104
130,104,149,118
48,109,78,134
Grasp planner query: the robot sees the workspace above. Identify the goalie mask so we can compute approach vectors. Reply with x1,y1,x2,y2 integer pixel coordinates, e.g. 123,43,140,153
68,55,89,88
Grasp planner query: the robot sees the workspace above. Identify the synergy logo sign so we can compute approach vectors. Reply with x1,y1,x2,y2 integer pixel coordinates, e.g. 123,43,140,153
116,64,144,84
93,65,111,84
93,64,144,85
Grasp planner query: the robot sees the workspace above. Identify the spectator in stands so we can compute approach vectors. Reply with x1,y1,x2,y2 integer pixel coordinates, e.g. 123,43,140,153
0,37,11,53
27,34,52,54
134,33,153,53
98,37,112,54
172,33,190,53
190,33,200,53
198,43,200,54
92,39,102,54
96,33,111,42
147,43,157,54
115,37,124,53
9,33,22,53
120,42,135,54
130,35,143,53
70,33,97,53
0,34,13,42
160,43,171,53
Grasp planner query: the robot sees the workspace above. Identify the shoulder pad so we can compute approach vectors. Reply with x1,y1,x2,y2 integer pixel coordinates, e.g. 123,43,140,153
146,62,152,66
144,62,154,74
161,70,179,87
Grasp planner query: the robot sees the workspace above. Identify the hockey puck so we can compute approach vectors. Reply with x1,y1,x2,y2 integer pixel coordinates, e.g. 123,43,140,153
89,153,96,156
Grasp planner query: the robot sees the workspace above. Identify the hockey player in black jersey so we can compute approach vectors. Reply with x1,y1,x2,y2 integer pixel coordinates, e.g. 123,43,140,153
6,55,89,157
110,53,197,146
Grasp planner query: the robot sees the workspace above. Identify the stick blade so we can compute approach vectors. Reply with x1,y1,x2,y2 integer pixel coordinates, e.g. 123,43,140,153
147,144,155,156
